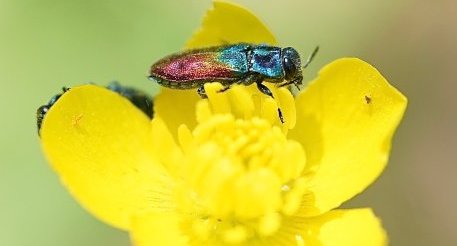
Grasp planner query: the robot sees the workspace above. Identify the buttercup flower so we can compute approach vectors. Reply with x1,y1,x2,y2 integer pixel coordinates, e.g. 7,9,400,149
39,1,407,245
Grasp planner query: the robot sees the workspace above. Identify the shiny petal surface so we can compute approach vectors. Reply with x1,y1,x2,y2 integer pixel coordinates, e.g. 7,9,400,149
40,85,173,230
289,58,407,215
155,0,277,137
301,209,387,246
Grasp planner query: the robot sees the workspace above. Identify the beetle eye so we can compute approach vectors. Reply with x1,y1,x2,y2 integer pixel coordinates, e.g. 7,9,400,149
38,105,49,115
283,56,297,79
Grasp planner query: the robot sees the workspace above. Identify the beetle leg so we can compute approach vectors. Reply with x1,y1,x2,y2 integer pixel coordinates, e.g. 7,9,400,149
217,85,232,93
256,81,284,124
197,85,208,99
278,75,302,88
278,80,293,88
277,109,284,123
256,81,274,98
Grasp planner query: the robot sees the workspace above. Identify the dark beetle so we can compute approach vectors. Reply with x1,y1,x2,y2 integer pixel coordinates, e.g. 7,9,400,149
36,87,70,135
148,43,318,122
36,83,154,136
106,81,154,119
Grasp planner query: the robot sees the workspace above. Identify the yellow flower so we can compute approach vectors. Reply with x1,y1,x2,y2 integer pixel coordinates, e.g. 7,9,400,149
39,1,407,245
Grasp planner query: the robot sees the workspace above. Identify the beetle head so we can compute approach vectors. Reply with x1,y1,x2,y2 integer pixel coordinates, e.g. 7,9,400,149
281,47,303,83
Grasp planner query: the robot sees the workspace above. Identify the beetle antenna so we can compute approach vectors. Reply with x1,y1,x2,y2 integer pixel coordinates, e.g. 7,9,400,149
302,46,319,69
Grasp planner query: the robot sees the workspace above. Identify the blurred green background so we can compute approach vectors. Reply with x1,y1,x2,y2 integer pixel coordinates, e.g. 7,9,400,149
1,0,455,245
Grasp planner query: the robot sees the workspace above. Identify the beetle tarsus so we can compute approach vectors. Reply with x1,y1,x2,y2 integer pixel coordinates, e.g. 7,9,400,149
294,83,301,91
278,108,285,124
197,85,208,99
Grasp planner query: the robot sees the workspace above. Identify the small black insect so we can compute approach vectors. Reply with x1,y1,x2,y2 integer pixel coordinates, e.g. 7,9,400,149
106,81,154,119
36,87,70,136
36,83,154,136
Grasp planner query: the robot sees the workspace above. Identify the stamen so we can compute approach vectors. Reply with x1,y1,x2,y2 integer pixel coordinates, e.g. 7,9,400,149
175,83,307,243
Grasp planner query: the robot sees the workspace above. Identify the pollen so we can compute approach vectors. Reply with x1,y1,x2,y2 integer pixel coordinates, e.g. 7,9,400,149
175,83,307,243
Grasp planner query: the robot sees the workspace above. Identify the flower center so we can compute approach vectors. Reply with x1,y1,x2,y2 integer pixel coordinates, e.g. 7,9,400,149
177,114,307,244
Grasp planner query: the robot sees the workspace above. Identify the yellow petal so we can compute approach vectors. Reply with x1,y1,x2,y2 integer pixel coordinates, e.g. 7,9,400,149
131,209,385,246
130,212,188,246
155,0,278,137
186,0,277,48
150,116,183,176
40,85,173,230
301,208,387,246
289,58,407,215
154,88,200,140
